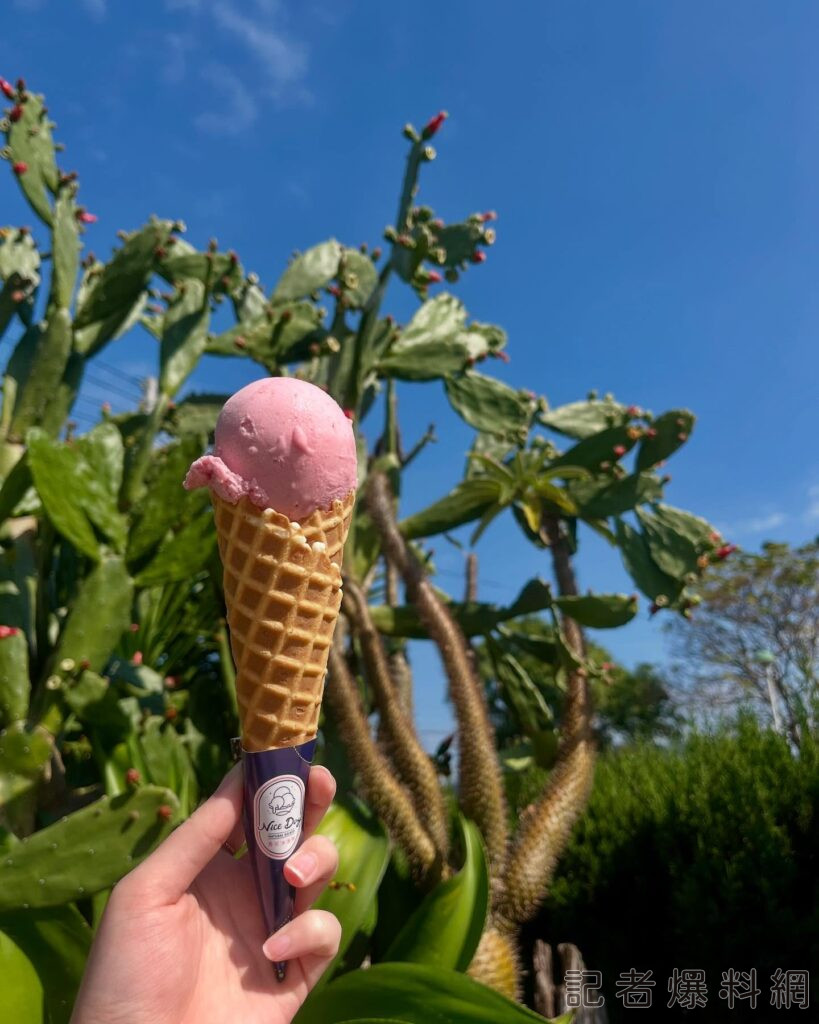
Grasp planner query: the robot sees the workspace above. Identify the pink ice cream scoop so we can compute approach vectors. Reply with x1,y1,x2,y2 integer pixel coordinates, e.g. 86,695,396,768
184,377,357,520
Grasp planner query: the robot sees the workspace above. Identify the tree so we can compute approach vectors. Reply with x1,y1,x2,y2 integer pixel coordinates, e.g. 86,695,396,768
668,540,819,744
476,615,678,757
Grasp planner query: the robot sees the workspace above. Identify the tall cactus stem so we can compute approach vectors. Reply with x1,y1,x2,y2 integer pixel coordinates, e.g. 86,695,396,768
367,471,508,869
343,579,450,861
326,635,440,883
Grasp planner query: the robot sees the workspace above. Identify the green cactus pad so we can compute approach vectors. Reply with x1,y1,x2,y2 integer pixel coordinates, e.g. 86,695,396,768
444,371,534,440
0,629,29,726
53,556,133,673
635,409,695,471
0,786,179,911
4,92,58,226
272,240,341,303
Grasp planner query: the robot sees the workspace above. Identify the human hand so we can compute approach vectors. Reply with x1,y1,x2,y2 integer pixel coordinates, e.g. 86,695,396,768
70,762,340,1024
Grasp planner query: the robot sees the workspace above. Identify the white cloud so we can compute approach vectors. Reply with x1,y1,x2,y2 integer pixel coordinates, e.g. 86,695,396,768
722,511,787,538
194,64,258,136
805,484,819,522
211,2,307,94
82,0,107,16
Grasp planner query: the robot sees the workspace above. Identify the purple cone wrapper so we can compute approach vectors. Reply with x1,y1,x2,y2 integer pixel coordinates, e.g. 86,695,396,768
241,739,317,981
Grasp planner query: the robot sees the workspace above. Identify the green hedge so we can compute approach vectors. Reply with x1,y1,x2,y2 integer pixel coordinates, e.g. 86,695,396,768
533,720,818,1020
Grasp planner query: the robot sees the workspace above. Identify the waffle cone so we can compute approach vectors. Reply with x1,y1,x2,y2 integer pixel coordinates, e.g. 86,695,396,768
212,490,354,751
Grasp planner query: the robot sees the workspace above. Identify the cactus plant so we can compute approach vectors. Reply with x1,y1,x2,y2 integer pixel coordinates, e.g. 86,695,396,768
0,77,723,1021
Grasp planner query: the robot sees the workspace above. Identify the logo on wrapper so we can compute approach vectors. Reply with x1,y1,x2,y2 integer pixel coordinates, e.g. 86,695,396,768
254,775,305,859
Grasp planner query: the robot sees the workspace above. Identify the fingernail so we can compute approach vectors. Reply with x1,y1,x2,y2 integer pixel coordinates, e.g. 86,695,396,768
263,933,291,961
288,850,317,883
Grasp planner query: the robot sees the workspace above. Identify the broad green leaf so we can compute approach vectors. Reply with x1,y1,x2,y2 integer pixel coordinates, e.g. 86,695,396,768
273,240,341,302
310,799,390,992
577,471,663,518
553,593,638,628
0,904,91,1024
0,787,179,911
444,372,533,439
0,628,29,726
53,556,134,673
134,505,216,585
5,90,56,226
383,817,488,971
615,519,682,605
636,409,695,470
27,431,99,559
399,479,500,540
51,191,80,309
74,221,172,329
127,436,205,562
636,505,699,578
159,279,210,397
549,424,637,473
0,929,43,1023
340,249,378,308
0,723,51,808
370,578,554,639
294,962,552,1024
539,397,629,439
164,393,228,439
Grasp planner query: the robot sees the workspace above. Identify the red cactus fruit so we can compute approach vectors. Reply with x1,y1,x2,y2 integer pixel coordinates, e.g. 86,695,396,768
427,270,442,283
0,78,14,100
343,408,355,421
645,427,658,439
12,161,28,175
613,444,627,457
131,651,143,666
422,110,448,138
9,105,23,123
164,675,179,689
715,543,737,560
480,210,498,222
495,350,510,363
677,433,688,442
0,625,19,638
470,250,487,264
125,768,140,786
157,805,173,822
77,210,98,224
165,706,178,721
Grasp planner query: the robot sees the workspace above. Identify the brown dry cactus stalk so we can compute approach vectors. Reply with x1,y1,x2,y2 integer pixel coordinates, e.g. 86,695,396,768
497,666,594,924
367,471,509,869
344,579,451,861
467,924,522,1002
325,636,439,881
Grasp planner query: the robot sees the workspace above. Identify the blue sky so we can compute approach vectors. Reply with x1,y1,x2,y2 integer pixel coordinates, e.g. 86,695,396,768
3,1,818,742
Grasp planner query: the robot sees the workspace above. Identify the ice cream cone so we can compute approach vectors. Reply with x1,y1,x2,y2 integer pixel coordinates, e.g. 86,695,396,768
211,490,355,751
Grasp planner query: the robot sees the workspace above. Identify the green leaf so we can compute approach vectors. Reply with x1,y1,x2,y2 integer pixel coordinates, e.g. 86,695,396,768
164,393,228,439
53,556,134,673
5,91,57,226
0,723,52,809
553,593,638,628
74,221,172,329
310,799,390,992
444,372,533,439
370,577,554,639
340,249,378,308
378,295,503,381
27,430,99,559
51,190,79,309
134,505,216,586
399,479,500,540
615,519,682,605
75,423,125,505
73,260,147,358
9,307,72,439
0,786,179,911
539,397,629,439
158,279,210,397
635,409,695,470
273,241,341,302
549,425,638,473
577,472,663,518
636,505,699,578
383,817,488,971
0,903,91,1024
0,929,43,1023
294,963,550,1024
0,629,30,726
